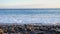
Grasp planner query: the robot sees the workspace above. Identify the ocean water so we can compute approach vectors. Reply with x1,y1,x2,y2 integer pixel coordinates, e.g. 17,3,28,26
0,9,60,15
0,9,60,25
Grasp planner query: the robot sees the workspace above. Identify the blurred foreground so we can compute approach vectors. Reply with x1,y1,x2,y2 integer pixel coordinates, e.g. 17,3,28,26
0,24,60,34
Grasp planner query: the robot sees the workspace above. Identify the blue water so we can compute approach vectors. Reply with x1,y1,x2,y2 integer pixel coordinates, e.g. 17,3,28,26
0,9,60,25
0,9,60,15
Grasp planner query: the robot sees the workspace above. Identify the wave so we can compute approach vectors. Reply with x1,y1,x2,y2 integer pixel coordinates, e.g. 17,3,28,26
0,14,60,25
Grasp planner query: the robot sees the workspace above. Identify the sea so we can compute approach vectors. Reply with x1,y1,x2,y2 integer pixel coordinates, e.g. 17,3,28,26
0,8,60,25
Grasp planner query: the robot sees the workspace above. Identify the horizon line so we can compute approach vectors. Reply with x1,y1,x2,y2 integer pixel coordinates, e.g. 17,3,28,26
0,8,60,10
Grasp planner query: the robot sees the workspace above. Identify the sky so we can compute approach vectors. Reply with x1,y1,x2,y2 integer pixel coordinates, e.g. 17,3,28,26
0,0,60,8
